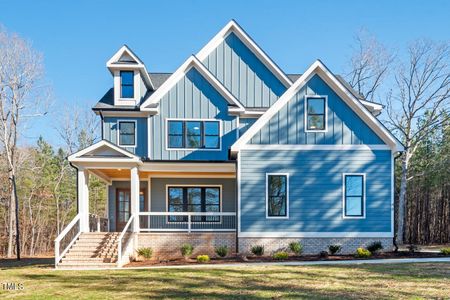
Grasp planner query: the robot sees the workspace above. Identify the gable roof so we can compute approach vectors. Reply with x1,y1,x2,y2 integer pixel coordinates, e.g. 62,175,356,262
231,60,404,152
140,55,245,111
196,20,293,88
106,45,155,90
68,140,141,163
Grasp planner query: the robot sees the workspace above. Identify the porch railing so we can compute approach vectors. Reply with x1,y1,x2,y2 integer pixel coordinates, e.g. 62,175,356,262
138,212,236,233
54,213,81,266
117,214,135,266
89,213,109,232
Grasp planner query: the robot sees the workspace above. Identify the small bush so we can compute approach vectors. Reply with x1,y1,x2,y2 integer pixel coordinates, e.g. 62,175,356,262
215,245,228,258
367,241,383,253
440,247,450,255
251,245,264,256
319,250,329,258
407,244,419,253
273,251,289,260
355,248,371,258
136,247,153,259
196,255,210,263
181,243,194,259
328,244,342,255
288,241,303,255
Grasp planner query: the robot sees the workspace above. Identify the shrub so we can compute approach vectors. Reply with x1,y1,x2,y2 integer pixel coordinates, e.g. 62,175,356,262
440,247,450,256
328,244,342,255
408,244,419,253
251,245,264,256
196,255,210,263
355,248,371,258
367,241,383,253
288,241,303,255
273,251,289,260
136,247,153,259
215,245,228,258
319,251,329,258
181,243,194,259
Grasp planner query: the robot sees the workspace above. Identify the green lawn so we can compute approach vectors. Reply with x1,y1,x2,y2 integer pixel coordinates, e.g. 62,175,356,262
0,259,449,299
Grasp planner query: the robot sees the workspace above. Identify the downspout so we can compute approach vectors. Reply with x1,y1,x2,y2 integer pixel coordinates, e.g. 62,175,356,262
393,151,403,252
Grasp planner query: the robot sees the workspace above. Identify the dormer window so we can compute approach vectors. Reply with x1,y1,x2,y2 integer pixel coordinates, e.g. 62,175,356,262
305,96,327,132
120,71,134,98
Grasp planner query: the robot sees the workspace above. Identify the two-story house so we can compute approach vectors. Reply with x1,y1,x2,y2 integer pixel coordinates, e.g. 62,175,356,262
56,20,403,268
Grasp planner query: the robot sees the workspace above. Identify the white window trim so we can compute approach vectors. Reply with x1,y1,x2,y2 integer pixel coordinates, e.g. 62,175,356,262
165,118,222,151
266,173,289,219
304,95,328,133
342,173,366,219
165,184,223,224
117,120,137,148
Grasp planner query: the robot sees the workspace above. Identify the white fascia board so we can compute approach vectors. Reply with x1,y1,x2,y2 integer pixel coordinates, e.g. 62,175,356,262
140,55,244,111
106,45,154,90
231,60,404,152
238,231,393,238
241,144,391,151
68,140,140,161
196,20,292,88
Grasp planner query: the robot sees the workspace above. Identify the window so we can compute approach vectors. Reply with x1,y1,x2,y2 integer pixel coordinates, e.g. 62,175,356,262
167,120,220,149
306,96,327,131
343,174,365,218
118,121,136,146
266,174,289,218
120,71,134,98
167,186,221,222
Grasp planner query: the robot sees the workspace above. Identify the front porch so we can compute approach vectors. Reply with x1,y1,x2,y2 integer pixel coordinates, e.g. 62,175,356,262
56,140,237,267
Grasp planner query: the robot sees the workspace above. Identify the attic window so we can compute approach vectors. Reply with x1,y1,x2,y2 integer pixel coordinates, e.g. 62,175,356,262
305,96,327,132
120,71,134,98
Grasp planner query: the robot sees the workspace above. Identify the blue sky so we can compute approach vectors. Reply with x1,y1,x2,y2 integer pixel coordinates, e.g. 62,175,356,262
1,0,449,147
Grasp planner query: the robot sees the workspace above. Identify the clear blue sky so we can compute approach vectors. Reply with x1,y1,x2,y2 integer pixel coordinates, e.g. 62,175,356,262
1,0,449,147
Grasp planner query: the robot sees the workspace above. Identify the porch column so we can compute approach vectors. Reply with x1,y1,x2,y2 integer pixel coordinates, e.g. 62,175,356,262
77,168,90,232
130,166,140,232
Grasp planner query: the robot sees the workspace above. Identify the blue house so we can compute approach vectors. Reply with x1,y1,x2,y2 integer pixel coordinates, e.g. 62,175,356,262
56,20,403,268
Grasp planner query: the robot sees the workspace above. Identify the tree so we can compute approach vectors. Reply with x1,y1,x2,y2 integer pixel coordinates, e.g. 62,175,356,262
346,29,394,102
0,26,48,258
384,40,450,247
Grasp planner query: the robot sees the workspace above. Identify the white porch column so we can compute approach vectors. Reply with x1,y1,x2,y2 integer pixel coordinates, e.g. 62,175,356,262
130,166,140,232
77,168,90,232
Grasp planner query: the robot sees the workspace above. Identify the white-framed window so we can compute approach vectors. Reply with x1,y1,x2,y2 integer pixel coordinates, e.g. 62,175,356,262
117,120,137,147
305,95,328,132
342,173,366,219
166,118,221,151
266,173,289,219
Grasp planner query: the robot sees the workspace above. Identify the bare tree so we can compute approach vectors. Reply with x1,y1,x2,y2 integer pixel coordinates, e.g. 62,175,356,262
346,29,394,102
0,26,48,258
384,39,450,247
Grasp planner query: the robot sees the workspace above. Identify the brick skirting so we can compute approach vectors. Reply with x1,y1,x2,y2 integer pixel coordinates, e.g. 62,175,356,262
137,232,236,259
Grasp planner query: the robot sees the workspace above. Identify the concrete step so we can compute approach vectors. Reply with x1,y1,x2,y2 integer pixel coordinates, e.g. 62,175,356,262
64,253,117,259
61,258,117,263
57,262,117,269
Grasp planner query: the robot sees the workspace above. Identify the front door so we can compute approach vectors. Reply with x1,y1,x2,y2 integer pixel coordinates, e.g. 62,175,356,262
116,188,147,231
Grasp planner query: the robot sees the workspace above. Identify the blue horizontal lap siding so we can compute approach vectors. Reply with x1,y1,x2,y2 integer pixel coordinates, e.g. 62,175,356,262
240,149,392,233
150,67,237,160
103,117,148,157
250,74,385,145
203,32,286,108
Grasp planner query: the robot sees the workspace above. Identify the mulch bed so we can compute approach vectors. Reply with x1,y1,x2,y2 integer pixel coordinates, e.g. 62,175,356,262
125,251,447,267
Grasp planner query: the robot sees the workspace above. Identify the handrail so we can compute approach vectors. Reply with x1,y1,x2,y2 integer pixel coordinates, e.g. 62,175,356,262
139,212,236,216
54,213,81,266
117,214,135,266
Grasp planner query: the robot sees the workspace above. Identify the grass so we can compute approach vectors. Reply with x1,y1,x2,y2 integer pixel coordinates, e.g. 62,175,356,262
0,258,449,299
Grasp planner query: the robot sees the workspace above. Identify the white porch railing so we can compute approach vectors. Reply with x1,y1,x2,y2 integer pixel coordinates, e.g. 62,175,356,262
138,212,236,233
117,214,135,266
54,213,81,266
89,213,109,232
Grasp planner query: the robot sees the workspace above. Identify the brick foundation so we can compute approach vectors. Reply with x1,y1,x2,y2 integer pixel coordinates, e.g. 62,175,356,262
238,237,393,255
137,233,236,259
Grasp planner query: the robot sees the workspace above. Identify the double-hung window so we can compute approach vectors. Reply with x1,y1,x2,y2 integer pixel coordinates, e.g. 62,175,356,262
167,120,220,149
343,174,365,218
118,121,136,147
167,186,221,222
266,173,289,218
120,71,134,98
305,96,327,131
